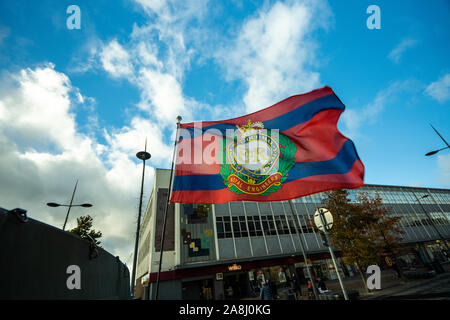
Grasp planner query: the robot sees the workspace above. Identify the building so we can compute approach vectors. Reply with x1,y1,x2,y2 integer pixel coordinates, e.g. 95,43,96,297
134,169,450,300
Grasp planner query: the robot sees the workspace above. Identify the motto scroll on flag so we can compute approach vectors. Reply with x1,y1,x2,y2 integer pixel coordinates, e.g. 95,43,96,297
170,86,364,204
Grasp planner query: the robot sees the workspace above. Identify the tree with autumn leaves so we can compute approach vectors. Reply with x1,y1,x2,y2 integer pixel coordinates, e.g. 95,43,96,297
321,189,404,293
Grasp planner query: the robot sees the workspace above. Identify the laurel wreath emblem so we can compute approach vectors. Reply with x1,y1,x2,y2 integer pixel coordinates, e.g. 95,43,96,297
219,131,297,196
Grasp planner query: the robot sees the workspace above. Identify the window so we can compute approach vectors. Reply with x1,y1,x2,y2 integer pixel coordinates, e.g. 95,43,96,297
216,217,224,238
287,216,297,234
275,215,285,235
261,216,277,236
239,216,248,237
247,215,255,236
254,217,263,237
245,216,263,237
223,216,232,238
232,216,240,238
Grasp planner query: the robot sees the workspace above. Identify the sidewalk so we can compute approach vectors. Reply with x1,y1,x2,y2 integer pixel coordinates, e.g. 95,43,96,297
369,272,450,300
243,263,450,300
319,263,450,300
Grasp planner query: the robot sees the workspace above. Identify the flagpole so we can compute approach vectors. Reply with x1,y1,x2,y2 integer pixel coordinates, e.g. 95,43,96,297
155,115,182,300
288,200,319,300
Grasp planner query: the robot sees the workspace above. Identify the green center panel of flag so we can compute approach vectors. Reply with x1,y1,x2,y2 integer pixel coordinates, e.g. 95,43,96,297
219,120,297,196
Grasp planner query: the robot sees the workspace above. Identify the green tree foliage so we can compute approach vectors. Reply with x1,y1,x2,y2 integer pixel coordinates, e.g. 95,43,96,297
69,215,102,246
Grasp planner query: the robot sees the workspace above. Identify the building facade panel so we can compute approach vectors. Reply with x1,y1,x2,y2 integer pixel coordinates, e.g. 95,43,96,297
235,238,252,258
218,239,235,259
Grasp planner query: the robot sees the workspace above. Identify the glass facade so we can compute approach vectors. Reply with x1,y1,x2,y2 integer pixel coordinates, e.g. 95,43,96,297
205,184,450,262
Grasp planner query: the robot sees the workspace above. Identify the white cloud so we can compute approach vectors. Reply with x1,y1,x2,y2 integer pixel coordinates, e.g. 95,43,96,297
0,64,78,151
137,68,189,124
67,36,104,74
216,0,332,113
388,38,418,64
0,64,165,265
100,39,134,78
341,80,417,139
425,73,450,103
105,116,172,167
87,0,213,128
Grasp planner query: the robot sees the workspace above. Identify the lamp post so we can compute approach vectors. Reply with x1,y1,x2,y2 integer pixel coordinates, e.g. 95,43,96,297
413,193,449,255
47,180,93,231
315,208,349,300
425,124,449,156
131,140,151,298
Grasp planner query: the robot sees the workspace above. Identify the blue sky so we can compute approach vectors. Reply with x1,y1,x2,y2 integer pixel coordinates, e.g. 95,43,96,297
0,0,449,262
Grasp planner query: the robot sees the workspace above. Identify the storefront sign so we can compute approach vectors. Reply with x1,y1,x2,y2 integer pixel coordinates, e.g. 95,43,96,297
228,264,242,271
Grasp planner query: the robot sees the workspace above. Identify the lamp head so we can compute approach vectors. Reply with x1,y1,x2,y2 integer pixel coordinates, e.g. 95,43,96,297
47,202,60,207
425,150,439,156
136,151,151,161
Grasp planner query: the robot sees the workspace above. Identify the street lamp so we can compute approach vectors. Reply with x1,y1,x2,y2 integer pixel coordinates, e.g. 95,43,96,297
425,146,450,156
46,180,93,231
47,203,92,208
131,140,151,298
425,124,449,156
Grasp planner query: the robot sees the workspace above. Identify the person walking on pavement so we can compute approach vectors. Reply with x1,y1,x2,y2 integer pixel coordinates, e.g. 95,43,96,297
268,279,279,299
307,279,314,300
291,273,302,299
260,280,272,300
317,278,329,294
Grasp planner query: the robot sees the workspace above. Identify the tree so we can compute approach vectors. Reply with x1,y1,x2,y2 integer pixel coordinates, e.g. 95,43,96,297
69,215,102,246
322,190,405,293
357,192,405,279
322,189,379,293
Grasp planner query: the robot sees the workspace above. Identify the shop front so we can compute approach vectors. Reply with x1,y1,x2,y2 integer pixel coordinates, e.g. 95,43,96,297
181,277,215,300
170,252,352,300
218,260,311,300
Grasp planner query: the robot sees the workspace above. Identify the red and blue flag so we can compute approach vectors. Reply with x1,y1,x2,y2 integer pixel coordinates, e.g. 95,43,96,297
170,86,364,204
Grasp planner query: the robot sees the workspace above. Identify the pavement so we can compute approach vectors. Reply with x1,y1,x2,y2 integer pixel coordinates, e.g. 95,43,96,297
311,262,450,300
243,263,450,300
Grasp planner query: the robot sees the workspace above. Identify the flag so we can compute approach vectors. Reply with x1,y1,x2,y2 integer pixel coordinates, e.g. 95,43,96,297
170,86,364,204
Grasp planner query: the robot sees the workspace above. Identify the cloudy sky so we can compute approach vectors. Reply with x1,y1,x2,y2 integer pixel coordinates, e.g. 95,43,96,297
0,0,449,266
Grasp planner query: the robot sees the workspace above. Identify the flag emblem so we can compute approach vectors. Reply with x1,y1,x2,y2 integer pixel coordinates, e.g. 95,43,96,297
220,119,297,196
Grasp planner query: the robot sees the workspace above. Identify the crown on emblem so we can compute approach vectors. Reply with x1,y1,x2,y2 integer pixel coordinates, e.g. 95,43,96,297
237,119,264,136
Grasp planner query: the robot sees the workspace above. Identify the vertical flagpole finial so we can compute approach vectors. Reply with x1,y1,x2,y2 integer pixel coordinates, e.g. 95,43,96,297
176,115,182,124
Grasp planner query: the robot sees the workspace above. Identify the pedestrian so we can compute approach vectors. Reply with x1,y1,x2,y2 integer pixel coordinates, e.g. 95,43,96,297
317,278,329,294
226,285,233,299
291,273,302,298
260,280,272,300
307,279,314,299
392,262,401,278
268,279,279,299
